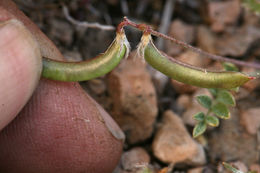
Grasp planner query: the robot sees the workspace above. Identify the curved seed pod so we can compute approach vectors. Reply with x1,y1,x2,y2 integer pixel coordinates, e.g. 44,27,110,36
140,34,253,89
42,31,130,81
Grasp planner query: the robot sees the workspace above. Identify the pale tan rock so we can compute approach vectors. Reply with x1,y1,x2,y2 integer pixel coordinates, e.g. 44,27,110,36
215,25,260,57
240,108,260,135
165,19,195,56
63,50,82,62
209,108,257,165
47,18,74,46
207,61,223,71
182,89,211,126
176,94,191,111
152,110,206,165
187,167,204,173
108,52,158,144
188,144,207,165
176,50,212,68
233,87,250,101
171,79,198,94
197,25,217,54
208,0,241,32
87,79,106,95
121,147,150,171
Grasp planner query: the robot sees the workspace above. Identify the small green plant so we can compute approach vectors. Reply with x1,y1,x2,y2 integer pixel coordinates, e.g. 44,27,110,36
192,63,238,138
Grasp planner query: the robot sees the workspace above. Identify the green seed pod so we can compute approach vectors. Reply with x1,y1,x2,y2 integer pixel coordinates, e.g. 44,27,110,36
140,34,253,89
42,31,130,81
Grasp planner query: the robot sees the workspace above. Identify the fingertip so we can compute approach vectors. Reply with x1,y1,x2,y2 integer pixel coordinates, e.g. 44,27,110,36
0,19,42,130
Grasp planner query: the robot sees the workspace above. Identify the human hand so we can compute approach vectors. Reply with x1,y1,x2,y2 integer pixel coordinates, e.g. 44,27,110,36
0,1,124,172
0,19,42,131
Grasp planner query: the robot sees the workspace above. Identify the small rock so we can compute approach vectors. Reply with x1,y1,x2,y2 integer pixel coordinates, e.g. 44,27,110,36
243,8,260,26
218,161,248,173
176,94,191,111
190,167,214,173
80,29,114,59
148,67,169,94
108,52,158,144
182,89,211,126
208,108,257,165
197,25,217,54
87,79,106,95
240,107,260,135
233,87,250,101
171,80,198,94
207,61,223,71
152,110,206,165
215,25,260,57
165,19,195,56
47,18,74,46
188,144,207,165
176,50,212,68
208,0,241,32
187,167,204,173
121,147,150,171
63,50,82,62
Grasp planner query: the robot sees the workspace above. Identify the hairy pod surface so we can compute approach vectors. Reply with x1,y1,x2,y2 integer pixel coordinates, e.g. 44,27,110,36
42,32,129,81
141,34,252,89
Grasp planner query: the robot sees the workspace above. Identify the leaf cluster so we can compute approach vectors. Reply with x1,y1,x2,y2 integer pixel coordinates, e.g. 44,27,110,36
192,63,238,138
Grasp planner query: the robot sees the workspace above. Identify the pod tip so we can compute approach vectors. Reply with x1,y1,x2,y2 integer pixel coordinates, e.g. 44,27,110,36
249,76,257,80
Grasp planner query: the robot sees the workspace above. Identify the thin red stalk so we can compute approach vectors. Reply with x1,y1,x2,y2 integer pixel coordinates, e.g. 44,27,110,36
120,17,260,70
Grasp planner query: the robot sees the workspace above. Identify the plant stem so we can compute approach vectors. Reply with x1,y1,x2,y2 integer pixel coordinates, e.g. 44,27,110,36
119,17,260,70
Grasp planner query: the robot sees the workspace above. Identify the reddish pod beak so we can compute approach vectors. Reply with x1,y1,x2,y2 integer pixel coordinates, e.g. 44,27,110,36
249,76,257,80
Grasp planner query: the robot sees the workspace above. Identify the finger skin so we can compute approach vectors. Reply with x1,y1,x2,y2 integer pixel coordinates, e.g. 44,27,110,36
0,79,124,173
0,19,42,130
0,0,125,172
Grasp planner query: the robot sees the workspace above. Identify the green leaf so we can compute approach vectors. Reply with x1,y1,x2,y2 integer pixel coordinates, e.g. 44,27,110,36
193,112,205,121
217,90,236,106
196,95,212,109
208,88,218,97
206,115,219,127
222,62,239,72
223,162,244,173
212,102,230,119
193,121,207,138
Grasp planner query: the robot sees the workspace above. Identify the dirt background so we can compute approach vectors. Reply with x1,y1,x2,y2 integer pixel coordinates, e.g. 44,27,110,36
13,0,260,172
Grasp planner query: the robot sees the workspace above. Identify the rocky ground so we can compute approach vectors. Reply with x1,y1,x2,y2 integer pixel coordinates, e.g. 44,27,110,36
14,0,260,172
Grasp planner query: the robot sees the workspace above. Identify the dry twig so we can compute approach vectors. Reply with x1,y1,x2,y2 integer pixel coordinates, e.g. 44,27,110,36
62,5,115,31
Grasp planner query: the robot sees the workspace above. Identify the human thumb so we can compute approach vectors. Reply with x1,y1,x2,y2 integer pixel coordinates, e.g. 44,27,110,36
0,19,42,130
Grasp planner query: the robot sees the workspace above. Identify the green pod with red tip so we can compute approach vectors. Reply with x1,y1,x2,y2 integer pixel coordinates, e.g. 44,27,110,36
42,31,129,82
140,34,253,89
